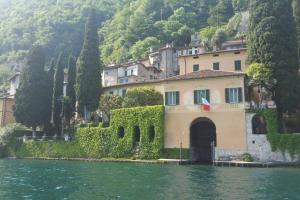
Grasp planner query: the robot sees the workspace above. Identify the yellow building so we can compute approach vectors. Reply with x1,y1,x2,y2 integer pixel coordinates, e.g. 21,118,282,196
0,96,15,127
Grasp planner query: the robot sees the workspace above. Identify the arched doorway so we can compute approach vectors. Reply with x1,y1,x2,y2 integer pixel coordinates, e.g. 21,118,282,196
190,118,216,164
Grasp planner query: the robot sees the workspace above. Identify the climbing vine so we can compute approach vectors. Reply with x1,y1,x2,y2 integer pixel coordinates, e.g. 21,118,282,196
254,109,300,158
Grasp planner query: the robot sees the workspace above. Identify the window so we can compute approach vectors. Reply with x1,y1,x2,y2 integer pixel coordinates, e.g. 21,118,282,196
125,71,128,77
195,50,198,54
213,54,219,57
165,91,180,106
194,90,210,105
148,126,155,142
193,64,199,72
213,62,219,70
189,50,193,55
109,91,114,95
235,60,242,71
118,127,125,138
225,88,243,103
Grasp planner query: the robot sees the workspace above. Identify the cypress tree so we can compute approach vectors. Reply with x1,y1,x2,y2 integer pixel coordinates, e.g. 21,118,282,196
52,53,65,134
65,55,76,125
76,9,102,120
293,0,300,58
13,46,49,136
249,0,300,132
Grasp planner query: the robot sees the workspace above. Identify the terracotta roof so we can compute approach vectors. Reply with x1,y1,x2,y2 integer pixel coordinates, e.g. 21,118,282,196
103,70,244,89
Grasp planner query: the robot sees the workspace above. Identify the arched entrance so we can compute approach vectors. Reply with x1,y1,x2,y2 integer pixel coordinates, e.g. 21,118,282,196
190,118,216,164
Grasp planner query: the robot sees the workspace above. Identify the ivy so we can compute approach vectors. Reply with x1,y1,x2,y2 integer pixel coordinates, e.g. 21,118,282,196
77,105,164,159
254,109,300,158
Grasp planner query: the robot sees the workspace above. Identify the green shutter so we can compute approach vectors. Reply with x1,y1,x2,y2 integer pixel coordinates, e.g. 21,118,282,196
176,91,180,105
194,90,197,104
165,92,169,105
238,88,243,102
206,90,210,103
225,88,229,103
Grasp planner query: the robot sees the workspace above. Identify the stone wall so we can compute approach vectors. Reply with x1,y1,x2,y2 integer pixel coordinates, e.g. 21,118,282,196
246,113,298,162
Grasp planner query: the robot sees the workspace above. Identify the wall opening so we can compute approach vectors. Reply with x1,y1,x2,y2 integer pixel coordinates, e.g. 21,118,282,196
252,114,267,135
133,126,141,144
190,117,216,164
148,126,155,142
118,127,125,138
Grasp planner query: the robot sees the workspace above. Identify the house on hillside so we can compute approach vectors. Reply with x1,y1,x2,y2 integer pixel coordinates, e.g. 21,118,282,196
102,40,288,163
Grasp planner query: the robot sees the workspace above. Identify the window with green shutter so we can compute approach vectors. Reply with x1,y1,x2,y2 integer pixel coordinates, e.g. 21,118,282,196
225,87,243,103
193,64,199,72
234,60,241,71
165,91,180,106
194,90,210,104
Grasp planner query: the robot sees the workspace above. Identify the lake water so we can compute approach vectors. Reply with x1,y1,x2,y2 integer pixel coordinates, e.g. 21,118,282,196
0,159,299,200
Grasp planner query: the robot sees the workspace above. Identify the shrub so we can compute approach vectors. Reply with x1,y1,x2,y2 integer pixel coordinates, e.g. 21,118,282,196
0,124,23,157
241,153,254,162
123,87,163,108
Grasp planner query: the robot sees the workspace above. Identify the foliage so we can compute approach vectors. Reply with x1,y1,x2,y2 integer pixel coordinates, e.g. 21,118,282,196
123,87,163,108
77,105,164,159
232,0,249,12
212,29,228,50
246,63,274,90
0,66,12,91
52,53,65,134
15,140,86,158
99,94,123,121
249,0,300,132
65,55,76,124
208,0,234,27
0,0,120,60
161,148,190,159
241,153,253,162
255,110,300,158
130,37,161,60
13,45,51,133
293,0,300,58
0,123,28,157
76,10,102,115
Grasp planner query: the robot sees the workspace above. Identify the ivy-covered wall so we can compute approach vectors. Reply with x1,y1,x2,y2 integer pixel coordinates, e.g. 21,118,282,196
75,105,164,159
256,109,300,158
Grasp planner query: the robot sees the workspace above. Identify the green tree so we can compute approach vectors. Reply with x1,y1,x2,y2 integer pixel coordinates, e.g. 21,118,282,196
212,29,227,50
232,0,249,12
208,0,234,27
293,0,300,59
52,53,64,134
13,46,49,136
249,0,300,132
99,94,123,124
65,55,76,125
130,37,161,60
123,87,163,108
76,10,102,120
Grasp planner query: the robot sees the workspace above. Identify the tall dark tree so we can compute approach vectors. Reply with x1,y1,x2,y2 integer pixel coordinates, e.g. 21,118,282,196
207,0,234,27
76,9,102,120
249,0,300,132
52,53,65,134
65,55,76,125
293,0,300,59
13,46,49,136
43,58,56,133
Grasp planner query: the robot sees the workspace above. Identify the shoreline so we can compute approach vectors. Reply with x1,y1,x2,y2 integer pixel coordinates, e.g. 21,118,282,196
4,157,300,168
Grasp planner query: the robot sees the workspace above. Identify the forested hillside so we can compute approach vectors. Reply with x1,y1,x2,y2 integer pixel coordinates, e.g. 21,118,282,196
0,0,250,65
0,0,124,61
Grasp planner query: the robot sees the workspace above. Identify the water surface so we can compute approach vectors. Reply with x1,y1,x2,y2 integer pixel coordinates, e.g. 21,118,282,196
0,159,299,200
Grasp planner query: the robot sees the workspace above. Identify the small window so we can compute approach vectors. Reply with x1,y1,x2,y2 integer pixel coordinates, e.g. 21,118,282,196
193,56,199,59
195,50,198,54
189,50,193,55
234,51,241,54
148,126,155,142
194,90,210,104
235,60,242,71
252,115,267,134
165,91,180,106
213,62,219,70
225,88,243,103
109,91,114,95
193,64,199,72
213,54,219,57
125,71,128,77
118,127,125,138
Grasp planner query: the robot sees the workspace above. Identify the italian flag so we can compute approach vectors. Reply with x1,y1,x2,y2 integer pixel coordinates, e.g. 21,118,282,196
202,98,210,111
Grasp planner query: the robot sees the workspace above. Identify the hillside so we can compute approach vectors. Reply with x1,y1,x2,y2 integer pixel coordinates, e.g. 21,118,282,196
0,0,250,65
